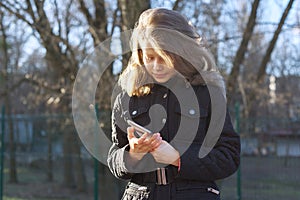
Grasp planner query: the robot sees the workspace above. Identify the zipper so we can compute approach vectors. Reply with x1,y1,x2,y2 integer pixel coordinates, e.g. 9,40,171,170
207,187,220,195
138,186,148,191
128,183,148,191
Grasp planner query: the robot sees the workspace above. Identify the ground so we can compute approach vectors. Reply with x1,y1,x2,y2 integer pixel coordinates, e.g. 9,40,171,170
3,156,300,200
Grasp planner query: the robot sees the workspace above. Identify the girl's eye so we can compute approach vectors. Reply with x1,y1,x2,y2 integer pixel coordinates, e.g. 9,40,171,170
145,56,154,62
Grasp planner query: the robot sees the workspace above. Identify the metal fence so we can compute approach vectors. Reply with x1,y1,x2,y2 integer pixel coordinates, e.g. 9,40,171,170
0,106,299,200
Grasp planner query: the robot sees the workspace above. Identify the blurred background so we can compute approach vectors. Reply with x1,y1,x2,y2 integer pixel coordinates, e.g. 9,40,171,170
0,0,299,199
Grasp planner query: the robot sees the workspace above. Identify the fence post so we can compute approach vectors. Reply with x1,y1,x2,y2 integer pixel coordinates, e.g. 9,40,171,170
235,102,241,200
94,104,99,200
0,105,5,200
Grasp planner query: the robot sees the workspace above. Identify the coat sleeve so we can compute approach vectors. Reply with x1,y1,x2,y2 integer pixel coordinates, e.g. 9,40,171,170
107,93,134,180
107,93,157,179
176,109,241,181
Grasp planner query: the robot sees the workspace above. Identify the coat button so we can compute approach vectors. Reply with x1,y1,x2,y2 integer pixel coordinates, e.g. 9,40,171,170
163,93,168,98
189,109,196,115
162,118,167,124
132,110,137,115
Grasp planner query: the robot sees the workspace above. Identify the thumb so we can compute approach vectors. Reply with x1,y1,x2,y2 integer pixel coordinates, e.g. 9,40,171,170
127,127,135,140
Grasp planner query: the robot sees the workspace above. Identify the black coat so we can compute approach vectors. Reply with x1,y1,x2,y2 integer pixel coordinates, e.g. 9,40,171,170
107,78,240,200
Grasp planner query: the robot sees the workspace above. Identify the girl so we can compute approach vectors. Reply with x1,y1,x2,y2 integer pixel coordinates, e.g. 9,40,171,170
108,8,240,200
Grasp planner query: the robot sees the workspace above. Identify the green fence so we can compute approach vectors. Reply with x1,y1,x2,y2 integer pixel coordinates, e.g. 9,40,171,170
0,106,299,200
0,106,5,200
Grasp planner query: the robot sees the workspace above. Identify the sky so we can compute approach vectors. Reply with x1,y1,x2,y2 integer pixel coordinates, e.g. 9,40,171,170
18,0,299,75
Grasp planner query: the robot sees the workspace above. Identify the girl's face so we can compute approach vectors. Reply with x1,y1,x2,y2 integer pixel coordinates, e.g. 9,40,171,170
142,48,176,83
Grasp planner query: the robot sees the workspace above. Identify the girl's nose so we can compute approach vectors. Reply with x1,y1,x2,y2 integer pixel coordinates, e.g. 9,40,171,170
153,59,163,71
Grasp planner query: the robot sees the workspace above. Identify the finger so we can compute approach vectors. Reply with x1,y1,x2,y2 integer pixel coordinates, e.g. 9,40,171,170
127,127,135,140
149,134,161,144
137,133,160,151
143,134,159,148
145,133,159,143
136,139,155,152
137,132,149,144
149,137,162,151
133,143,151,153
151,133,160,139
149,143,161,152
151,134,162,145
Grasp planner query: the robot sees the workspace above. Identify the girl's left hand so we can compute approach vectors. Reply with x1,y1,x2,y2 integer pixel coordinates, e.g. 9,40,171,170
150,140,180,166
127,127,162,161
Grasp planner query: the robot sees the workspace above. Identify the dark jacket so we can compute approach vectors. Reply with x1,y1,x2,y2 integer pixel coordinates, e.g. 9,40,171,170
107,78,240,200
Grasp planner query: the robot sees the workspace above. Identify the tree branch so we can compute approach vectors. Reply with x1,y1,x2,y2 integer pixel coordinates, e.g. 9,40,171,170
173,0,183,11
78,0,93,25
256,0,295,83
226,0,261,98
0,76,62,98
109,6,120,37
0,1,33,26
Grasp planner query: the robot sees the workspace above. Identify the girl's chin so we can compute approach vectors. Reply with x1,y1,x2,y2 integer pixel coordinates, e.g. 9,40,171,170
153,77,169,83
153,74,172,83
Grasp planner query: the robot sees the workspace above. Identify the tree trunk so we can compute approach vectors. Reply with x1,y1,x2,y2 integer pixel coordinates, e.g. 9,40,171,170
7,100,17,183
226,0,261,102
118,0,150,68
62,129,75,187
119,0,150,30
256,0,295,84
0,10,18,183
247,0,295,115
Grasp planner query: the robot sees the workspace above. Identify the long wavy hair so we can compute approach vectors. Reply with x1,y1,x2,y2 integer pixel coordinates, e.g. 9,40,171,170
119,8,225,97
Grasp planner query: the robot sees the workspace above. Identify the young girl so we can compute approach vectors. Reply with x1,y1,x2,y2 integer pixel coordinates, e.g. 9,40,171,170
107,8,240,200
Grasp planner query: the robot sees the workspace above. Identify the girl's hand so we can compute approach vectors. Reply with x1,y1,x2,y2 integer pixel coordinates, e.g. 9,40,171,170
150,140,180,166
127,127,162,160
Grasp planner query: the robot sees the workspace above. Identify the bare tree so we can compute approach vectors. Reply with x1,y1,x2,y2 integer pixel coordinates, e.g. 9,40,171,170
256,0,295,84
172,0,184,10
0,0,87,190
0,0,153,193
0,8,18,183
246,0,295,117
226,0,261,102
118,0,150,68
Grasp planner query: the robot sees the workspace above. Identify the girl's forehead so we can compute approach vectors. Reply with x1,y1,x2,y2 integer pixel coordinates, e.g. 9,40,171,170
142,48,156,54
140,42,162,55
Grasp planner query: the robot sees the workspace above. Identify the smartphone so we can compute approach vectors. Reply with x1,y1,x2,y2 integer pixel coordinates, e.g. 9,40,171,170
127,120,152,137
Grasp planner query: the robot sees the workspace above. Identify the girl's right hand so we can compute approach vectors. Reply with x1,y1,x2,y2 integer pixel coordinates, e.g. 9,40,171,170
127,127,162,160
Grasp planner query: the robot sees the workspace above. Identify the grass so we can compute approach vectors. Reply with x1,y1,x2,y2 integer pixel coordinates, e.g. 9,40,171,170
3,160,124,200
4,197,25,200
2,156,300,200
221,156,300,200
4,197,67,200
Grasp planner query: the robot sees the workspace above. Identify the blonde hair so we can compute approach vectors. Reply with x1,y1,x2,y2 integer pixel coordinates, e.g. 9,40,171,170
119,8,225,97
